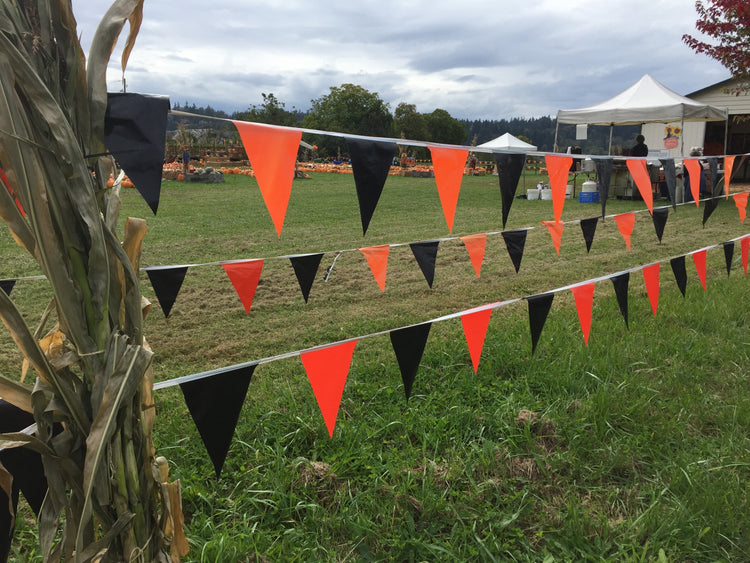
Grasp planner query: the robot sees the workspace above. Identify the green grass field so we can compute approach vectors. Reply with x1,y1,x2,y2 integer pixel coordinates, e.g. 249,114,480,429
3,171,750,561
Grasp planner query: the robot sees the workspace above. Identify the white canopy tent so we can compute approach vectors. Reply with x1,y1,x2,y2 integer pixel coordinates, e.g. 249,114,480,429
477,132,537,151
554,74,728,156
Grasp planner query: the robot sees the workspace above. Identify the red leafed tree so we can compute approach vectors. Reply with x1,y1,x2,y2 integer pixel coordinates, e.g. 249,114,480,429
682,0,750,89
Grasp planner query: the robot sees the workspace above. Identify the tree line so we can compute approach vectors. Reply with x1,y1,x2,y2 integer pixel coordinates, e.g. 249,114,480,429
169,84,641,159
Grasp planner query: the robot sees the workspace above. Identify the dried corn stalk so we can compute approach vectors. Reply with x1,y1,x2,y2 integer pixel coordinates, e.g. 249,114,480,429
0,1,184,560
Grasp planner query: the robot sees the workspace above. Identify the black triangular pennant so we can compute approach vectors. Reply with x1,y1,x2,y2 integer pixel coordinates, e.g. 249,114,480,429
0,400,48,518
526,292,554,354
723,241,735,276
104,93,170,215
346,138,397,235
501,229,527,273
0,279,16,296
290,253,324,303
610,272,630,328
579,217,599,253
390,323,432,400
670,256,687,297
494,153,526,228
660,158,677,210
179,364,255,478
594,157,613,218
145,266,189,318
652,207,669,242
702,196,720,226
409,241,439,288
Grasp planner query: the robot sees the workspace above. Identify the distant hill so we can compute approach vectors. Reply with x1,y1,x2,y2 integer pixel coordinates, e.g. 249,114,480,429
461,117,641,155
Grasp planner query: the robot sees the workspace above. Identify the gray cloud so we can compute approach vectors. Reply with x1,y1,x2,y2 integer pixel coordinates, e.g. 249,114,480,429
75,0,729,121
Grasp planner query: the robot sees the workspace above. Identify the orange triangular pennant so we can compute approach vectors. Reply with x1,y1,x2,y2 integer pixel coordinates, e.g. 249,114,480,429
221,259,264,314
692,249,708,291
544,154,573,223
460,233,487,277
232,121,302,236
614,212,636,251
742,236,750,276
300,340,358,438
683,158,703,207
733,192,748,223
359,244,390,292
541,220,564,254
430,146,468,232
724,155,736,199
570,282,595,346
625,159,653,214
642,263,660,317
460,308,492,373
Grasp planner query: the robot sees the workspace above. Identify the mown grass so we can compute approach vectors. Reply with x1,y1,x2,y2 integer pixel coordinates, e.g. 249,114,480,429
3,171,750,561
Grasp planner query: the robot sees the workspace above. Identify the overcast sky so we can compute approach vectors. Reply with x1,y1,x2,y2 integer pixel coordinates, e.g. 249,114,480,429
72,0,729,121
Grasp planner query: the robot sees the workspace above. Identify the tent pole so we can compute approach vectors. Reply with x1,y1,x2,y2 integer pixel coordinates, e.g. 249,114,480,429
680,117,685,157
723,113,729,156
553,121,560,152
608,124,613,155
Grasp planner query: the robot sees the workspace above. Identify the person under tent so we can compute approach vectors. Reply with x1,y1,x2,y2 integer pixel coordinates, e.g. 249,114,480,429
631,134,648,157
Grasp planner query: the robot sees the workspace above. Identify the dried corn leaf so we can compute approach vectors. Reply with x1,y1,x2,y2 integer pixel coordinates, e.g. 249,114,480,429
165,480,189,561
0,286,90,435
87,0,146,144
120,1,143,76
0,432,55,457
0,375,32,413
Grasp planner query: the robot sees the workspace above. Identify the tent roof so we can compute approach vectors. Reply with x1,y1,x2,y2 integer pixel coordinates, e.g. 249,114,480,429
477,132,537,151
556,74,727,126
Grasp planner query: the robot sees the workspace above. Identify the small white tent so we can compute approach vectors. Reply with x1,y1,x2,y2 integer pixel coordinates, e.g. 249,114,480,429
554,74,728,155
477,132,537,151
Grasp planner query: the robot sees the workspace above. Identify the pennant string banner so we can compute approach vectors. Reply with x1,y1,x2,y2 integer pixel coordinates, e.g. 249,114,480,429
7,188,746,292
170,109,750,236
153,234,749,393
173,109,750,164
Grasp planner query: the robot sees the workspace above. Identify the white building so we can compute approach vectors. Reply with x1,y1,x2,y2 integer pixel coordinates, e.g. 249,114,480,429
642,77,750,179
